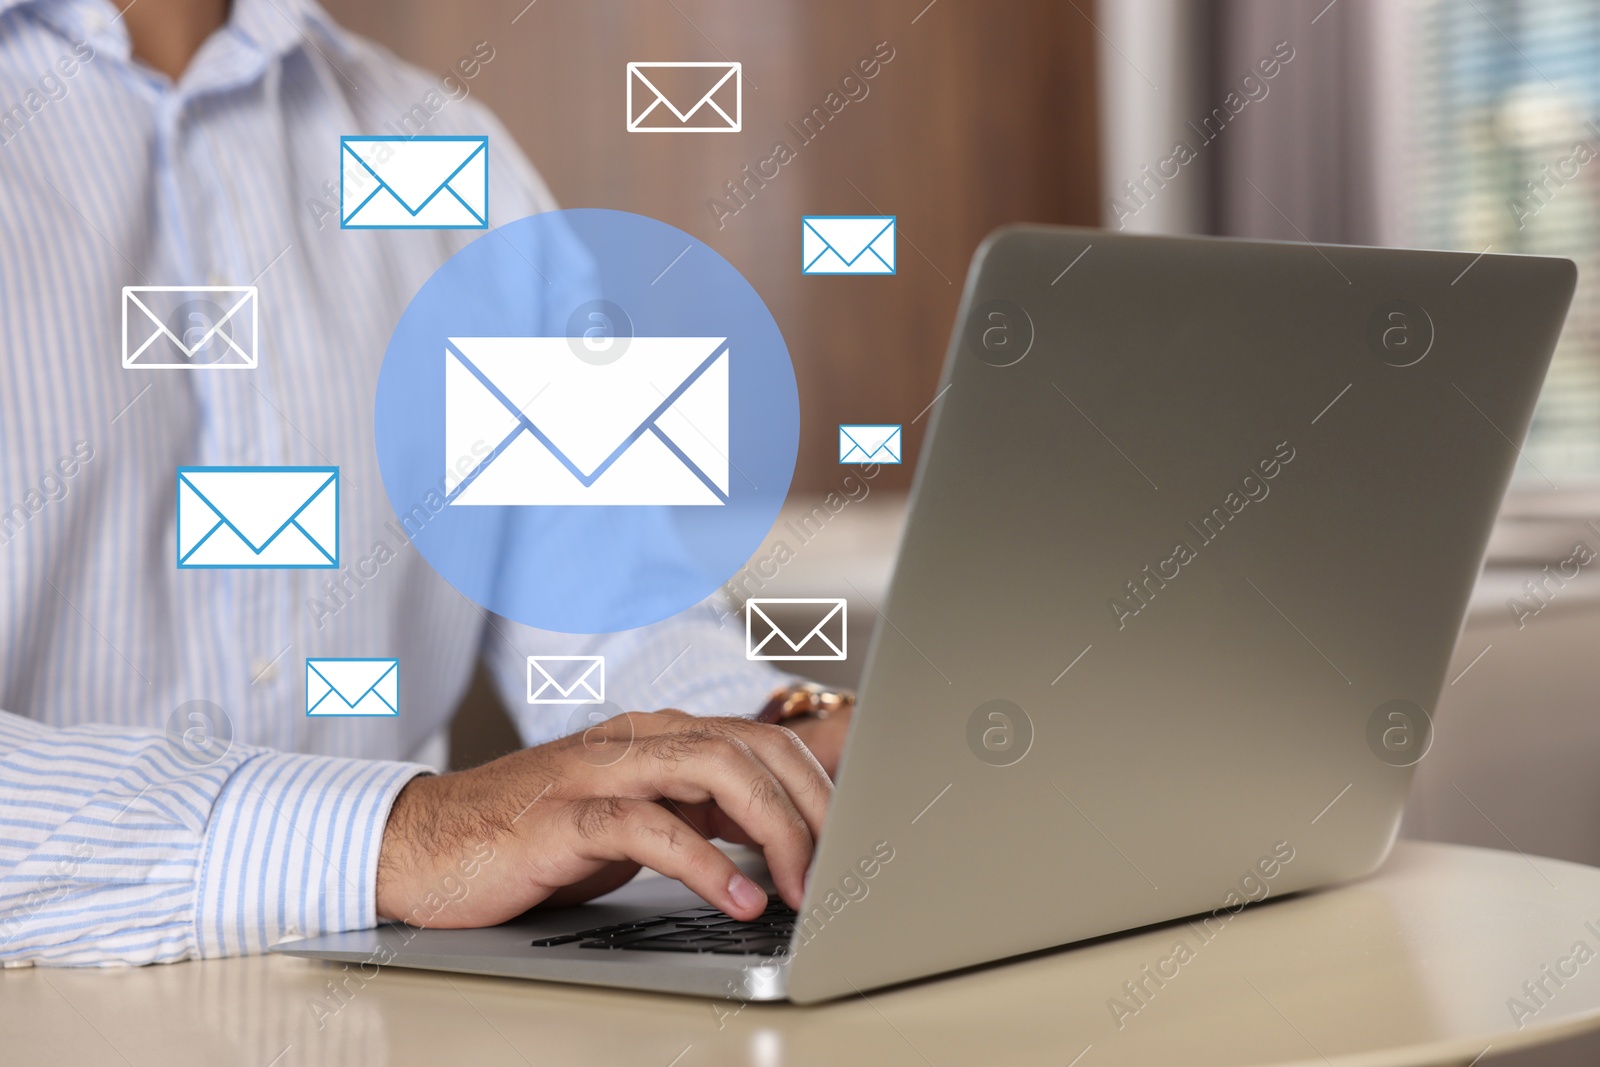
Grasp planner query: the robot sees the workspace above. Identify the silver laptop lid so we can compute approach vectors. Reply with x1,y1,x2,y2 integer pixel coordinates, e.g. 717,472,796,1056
785,226,1575,1003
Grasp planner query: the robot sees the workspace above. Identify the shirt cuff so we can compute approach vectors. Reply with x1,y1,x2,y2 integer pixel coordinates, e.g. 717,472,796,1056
193,750,431,958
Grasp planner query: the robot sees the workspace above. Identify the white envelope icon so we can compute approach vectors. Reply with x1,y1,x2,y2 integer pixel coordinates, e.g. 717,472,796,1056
627,62,741,132
306,658,399,716
527,655,605,704
802,216,896,275
443,337,729,507
122,286,257,369
839,424,902,464
746,598,848,661
176,466,339,569
340,135,488,229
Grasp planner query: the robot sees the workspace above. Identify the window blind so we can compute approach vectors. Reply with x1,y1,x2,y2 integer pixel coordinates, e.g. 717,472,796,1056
1412,0,1600,483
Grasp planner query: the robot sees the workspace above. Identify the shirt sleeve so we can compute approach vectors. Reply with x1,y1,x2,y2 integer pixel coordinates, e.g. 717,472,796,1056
0,710,429,966
485,598,796,747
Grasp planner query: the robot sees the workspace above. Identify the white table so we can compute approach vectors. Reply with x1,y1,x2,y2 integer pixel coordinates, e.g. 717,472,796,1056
5,841,1600,1066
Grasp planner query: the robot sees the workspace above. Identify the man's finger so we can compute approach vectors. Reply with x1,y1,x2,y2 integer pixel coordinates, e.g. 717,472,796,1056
560,796,769,920
712,719,833,840
613,728,814,908
622,713,833,841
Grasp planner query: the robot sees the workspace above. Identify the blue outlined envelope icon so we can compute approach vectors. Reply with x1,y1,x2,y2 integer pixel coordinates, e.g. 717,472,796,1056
176,466,339,569
802,216,896,275
340,135,488,229
443,337,729,506
306,658,398,717
839,425,902,464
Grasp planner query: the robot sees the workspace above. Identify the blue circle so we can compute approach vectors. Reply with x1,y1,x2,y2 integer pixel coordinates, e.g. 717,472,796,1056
374,210,799,634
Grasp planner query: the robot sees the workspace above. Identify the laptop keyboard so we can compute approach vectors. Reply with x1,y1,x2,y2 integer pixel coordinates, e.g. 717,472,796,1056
530,901,796,956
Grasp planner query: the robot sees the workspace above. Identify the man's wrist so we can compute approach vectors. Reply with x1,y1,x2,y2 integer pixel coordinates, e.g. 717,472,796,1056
376,772,439,922
755,682,856,725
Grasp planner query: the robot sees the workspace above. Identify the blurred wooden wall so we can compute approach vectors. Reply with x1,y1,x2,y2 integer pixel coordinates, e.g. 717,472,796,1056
322,0,1101,494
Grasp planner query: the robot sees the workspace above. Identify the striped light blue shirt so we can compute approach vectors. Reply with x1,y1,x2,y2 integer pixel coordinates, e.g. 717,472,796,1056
0,0,781,965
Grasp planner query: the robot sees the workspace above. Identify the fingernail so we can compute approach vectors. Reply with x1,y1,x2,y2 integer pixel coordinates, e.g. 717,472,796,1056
728,872,766,912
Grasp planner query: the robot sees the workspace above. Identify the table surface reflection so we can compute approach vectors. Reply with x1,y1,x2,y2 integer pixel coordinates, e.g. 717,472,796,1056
5,841,1600,1067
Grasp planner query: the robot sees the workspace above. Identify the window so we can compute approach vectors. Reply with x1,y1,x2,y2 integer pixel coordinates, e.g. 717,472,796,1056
1411,0,1600,483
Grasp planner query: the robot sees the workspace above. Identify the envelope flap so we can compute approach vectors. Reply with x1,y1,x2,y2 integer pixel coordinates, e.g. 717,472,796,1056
448,337,727,476
631,64,738,119
748,599,846,654
532,657,601,694
804,218,894,263
842,425,900,454
125,287,255,363
179,469,335,548
345,139,484,212
309,660,395,705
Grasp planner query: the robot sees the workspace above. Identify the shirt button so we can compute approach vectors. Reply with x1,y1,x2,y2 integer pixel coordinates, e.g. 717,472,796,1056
250,658,280,684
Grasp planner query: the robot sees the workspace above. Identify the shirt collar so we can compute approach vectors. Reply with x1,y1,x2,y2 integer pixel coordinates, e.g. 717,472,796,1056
226,0,357,64
0,0,358,87
180,0,358,96
0,0,121,50
0,0,49,19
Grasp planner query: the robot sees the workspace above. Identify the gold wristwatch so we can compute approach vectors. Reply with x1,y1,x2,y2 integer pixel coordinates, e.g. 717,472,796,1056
755,682,855,725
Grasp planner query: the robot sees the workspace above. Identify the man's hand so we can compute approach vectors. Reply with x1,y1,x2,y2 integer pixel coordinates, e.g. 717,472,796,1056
783,703,854,779
375,710,830,928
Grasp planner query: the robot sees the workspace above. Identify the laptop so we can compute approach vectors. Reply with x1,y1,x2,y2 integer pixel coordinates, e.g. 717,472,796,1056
275,226,1576,1004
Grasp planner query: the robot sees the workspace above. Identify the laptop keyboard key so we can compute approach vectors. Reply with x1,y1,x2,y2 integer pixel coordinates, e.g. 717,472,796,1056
529,934,584,947
709,938,790,955
577,928,677,949
573,918,674,938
